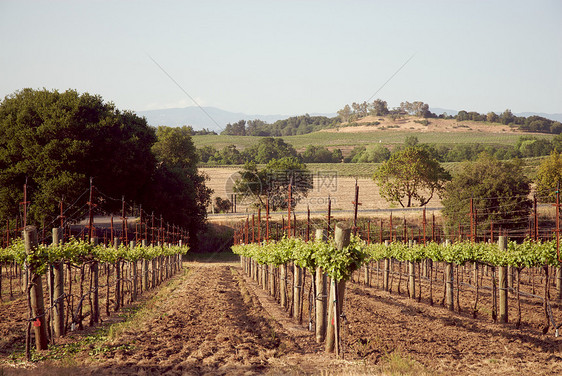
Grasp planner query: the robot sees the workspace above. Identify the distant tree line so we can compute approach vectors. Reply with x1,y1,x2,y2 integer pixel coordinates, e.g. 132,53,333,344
191,100,560,138
198,137,342,165
437,109,562,134
220,114,340,137
335,100,561,134
337,99,433,122
198,133,562,166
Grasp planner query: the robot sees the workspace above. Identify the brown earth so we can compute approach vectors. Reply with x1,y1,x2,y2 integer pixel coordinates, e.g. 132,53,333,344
201,167,441,219
2,260,562,375
328,115,524,134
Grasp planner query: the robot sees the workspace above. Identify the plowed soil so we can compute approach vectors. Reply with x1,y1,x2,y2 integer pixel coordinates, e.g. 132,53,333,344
2,259,562,375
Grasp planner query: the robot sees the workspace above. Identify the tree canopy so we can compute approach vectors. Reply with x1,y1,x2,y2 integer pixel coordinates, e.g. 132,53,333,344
373,146,450,208
235,157,313,210
0,88,156,223
534,152,562,203
0,89,210,245
441,154,531,234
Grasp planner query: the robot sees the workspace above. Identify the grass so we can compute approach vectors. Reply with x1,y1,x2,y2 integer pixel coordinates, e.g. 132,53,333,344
192,130,554,151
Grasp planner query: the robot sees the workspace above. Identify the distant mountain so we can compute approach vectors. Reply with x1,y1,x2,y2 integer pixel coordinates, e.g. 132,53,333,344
137,106,561,131
136,106,336,132
515,112,562,122
431,107,562,122
430,107,459,116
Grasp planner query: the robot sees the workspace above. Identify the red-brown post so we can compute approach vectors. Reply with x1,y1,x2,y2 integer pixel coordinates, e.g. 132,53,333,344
352,181,360,236
534,195,538,241
287,183,292,237
24,226,48,351
306,205,310,242
151,212,155,245
266,197,270,242
327,196,332,236
245,217,249,244
251,214,255,243
470,197,474,243
389,213,393,242
403,217,407,243
423,207,427,245
257,208,261,243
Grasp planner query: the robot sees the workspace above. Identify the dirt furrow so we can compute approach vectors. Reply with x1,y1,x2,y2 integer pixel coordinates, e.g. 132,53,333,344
77,265,303,375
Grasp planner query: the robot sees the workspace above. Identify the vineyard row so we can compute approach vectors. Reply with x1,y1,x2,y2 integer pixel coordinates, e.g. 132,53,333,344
232,228,562,355
0,226,188,358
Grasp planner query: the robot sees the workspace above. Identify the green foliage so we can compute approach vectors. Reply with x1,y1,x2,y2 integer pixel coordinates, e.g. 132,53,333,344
534,152,562,202
233,237,561,287
373,146,450,207
0,90,211,247
338,99,389,122
343,146,366,163
197,145,217,163
235,157,312,210
301,145,341,163
242,137,298,164
152,126,198,170
150,126,212,246
0,238,189,274
221,120,247,136
232,234,367,281
220,116,340,137
441,153,531,234
399,101,431,118
516,136,554,157
209,145,245,165
0,88,156,222
213,197,232,213
351,144,391,163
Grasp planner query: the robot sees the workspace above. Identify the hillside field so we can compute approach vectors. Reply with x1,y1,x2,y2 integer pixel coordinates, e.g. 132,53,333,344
192,115,554,152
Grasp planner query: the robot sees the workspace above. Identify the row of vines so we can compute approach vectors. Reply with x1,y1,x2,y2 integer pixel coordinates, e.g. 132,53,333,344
233,229,562,355
0,226,188,359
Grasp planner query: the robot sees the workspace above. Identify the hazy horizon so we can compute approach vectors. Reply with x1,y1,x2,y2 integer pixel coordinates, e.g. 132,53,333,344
1,0,560,116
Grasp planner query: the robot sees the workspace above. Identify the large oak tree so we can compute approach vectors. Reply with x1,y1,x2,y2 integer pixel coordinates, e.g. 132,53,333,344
373,146,450,208
0,89,210,244
441,154,531,234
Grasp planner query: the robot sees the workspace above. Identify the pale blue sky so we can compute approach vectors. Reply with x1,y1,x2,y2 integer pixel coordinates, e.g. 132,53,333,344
1,0,560,116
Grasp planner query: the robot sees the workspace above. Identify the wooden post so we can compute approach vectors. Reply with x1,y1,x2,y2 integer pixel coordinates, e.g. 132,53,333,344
24,226,49,350
280,263,287,308
114,238,121,311
315,229,328,343
270,264,276,297
130,240,138,301
52,227,65,337
408,240,416,299
498,236,508,323
293,263,302,322
143,257,149,291
445,257,454,311
556,267,562,300
91,236,100,324
383,240,390,291
325,224,350,355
